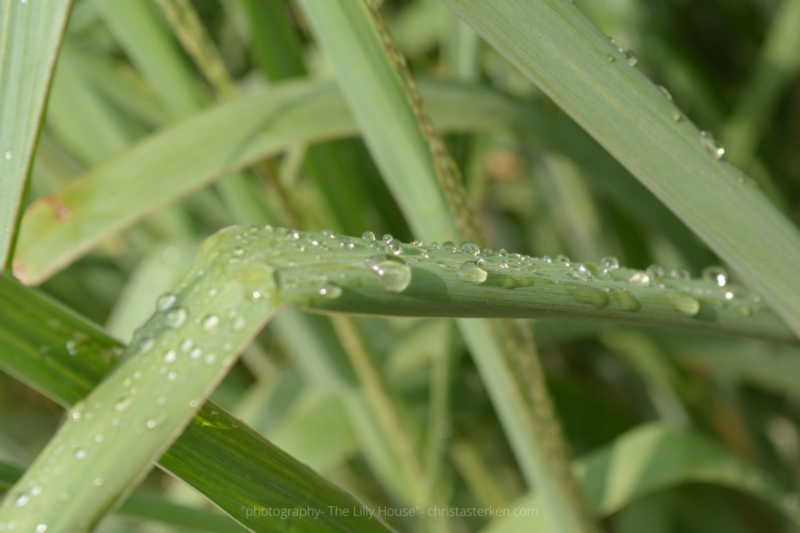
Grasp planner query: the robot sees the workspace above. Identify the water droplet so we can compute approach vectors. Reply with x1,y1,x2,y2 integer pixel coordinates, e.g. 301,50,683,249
646,264,664,279
668,292,700,316
622,49,637,66
568,286,609,308
189,347,203,359
319,282,343,299
672,111,681,122
556,255,571,265
146,420,156,429
163,350,177,363
74,448,87,460
658,85,672,100
365,256,412,293
232,247,244,256
156,293,177,311
700,131,724,159
441,241,456,252
30,486,42,497
362,231,376,241
430,242,439,250
14,494,29,507
458,261,488,284
167,371,177,381
202,314,220,331
288,230,300,240
600,256,619,269
204,353,217,365
411,239,424,246
670,268,690,280
608,290,640,311
387,239,402,254
629,272,650,287
382,234,393,243
36,526,47,533
180,338,194,352
115,397,132,411
94,478,104,486
579,262,598,277
232,316,247,330
606,54,615,62
3,150,11,160
165,308,187,328
459,241,480,255
702,266,728,287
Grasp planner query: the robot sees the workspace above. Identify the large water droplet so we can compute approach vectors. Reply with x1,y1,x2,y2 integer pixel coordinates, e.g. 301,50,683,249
459,241,480,256
608,290,640,311
600,256,619,269
156,293,177,311
36,525,47,533
319,282,343,299
567,286,609,309
441,241,456,252
362,231,376,241
702,266,728,287
189,347,203,359
3,150,11,160
14,494,29,507
74,448,87,460
163,350,177,363
458,261,488,284
165,308,187,328
622,49,637,66
202,314,220,331
232,316,247,330
646,264,665,279
668,292,700,317
700,131,725,159
365,256,412,293
670,268,690,280
629,272,650,287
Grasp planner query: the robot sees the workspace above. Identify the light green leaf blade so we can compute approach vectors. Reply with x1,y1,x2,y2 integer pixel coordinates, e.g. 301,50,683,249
0,270,397,533
0,0,72,269
15,80,525,285
482,423,800,533
439,0,800,339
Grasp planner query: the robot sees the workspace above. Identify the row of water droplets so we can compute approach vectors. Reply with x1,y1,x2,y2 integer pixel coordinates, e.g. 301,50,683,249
1,226,282,527
603,38,727,159
256,225,764,319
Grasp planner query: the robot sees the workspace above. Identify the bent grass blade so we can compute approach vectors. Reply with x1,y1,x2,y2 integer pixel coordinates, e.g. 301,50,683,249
1,226,792,531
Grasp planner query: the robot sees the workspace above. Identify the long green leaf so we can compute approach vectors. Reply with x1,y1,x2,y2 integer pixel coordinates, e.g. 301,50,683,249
439,0,800,339
0,271,397,533
0,0,72,269
15,80,528,285
482,422,800,533
1,226,794,531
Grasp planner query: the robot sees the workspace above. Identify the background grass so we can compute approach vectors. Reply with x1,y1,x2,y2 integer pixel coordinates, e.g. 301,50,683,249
2,0,800,532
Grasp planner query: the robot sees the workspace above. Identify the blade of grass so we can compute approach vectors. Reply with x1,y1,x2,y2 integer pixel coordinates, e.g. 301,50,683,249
439,0,800,339
721,0,800,170
482,422,800,533
1,226,796,530
0,0,72,270
0,461,246,533
0,270,398,533
14,79,530,285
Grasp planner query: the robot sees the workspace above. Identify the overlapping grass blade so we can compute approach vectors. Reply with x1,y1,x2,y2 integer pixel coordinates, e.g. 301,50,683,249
0,0,72,269
0,461,245,533
2,226,795,530
15,80,525,285
482,422,800,533
0,270,396,533
439,0,800,339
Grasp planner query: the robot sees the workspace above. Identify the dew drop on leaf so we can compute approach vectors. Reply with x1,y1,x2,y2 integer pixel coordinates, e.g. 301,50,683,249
667,292,700,316
165,308,187,328
702,266,728,287
458,261,488,284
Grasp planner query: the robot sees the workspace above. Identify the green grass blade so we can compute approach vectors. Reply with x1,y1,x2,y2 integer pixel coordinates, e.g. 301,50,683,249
14,80,526,285
91,0,201,120
299,0,458,243
0,461,246,533
0,271,397,533
482,422,800,533
0,0,72,270
2,225,794,531
439,0,800,339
